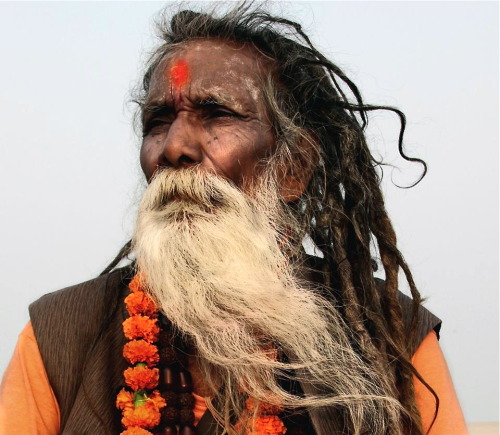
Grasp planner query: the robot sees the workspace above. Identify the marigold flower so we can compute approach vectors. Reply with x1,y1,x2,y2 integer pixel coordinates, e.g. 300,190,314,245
123,315,160,342
250,415,287,435
148,389,167,409
116,388,134,411
121,400,162,429
245,397,283,415
120,427,153,435
124,366,159,391
123,340,159,367
129,274,143,293
125,291,158,318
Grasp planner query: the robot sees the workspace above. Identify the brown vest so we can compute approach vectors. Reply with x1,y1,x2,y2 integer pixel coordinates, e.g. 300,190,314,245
29,266,440,435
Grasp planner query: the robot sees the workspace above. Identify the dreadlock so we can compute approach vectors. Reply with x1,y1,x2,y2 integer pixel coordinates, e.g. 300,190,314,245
103,3,437,434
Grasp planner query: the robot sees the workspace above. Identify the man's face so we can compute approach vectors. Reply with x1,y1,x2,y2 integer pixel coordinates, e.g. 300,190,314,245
140,39,276,190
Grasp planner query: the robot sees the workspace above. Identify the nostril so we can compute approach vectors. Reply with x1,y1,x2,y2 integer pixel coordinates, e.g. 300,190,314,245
157,154,174,170
178,154,198,166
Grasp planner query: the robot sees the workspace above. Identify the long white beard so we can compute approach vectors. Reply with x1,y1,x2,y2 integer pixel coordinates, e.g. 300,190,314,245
133,167,400,434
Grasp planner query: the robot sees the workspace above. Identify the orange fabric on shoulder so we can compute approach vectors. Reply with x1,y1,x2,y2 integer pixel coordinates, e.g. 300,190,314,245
0,322,60,435
412,330,468,434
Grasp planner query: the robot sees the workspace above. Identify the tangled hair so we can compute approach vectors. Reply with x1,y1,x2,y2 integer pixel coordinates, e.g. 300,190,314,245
103,3,437,434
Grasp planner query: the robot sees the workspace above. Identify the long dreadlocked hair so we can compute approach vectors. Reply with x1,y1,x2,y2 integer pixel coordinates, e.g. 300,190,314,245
102,3,437,434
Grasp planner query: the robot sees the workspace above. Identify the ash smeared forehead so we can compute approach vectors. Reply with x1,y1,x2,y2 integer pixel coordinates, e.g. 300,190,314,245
149,38,271,107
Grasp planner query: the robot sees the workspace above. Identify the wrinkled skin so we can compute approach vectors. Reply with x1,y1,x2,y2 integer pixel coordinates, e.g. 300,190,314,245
140,39,277,191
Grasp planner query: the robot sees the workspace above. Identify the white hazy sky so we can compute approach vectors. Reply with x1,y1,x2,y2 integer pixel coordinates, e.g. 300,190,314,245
0,1,498,424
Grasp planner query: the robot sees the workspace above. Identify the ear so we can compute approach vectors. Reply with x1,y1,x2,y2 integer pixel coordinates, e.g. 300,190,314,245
279,133,319,203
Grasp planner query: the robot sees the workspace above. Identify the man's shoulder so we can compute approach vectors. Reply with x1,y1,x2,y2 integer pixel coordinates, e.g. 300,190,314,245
30,273,110,312
30,268,126,312
373,277,442,355
28,266,133,341
27,267,134,429
396,289,442,340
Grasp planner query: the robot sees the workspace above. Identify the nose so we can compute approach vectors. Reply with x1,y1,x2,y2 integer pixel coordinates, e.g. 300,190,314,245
141,114,205,181
140,116,204,182
161,115,204,168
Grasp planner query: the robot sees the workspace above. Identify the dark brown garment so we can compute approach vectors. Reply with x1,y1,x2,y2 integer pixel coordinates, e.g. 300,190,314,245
29,266,440,435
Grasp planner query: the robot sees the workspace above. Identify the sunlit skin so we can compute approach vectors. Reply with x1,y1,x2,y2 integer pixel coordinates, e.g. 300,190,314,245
140,39,277,191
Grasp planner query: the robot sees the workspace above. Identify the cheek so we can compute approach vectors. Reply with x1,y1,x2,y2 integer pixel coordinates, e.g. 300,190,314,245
139,138,162,181
237,128,275,166
240,130,276,181
139,144,151,179
210,129,275,184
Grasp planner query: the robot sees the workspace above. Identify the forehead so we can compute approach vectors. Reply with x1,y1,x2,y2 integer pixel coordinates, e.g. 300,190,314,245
147,39,273,108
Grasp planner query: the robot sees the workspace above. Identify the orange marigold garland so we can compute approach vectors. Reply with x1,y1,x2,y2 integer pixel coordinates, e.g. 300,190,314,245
123,315,160,342
119,274,288,435
125,291,158,318
121,390,166,429
124,365,160,390
123,339,160,367
116,389,134,412
249,415,287,435
128,273,144,294
245,397,284,416
117,274,165,435
120,427,155,435
235,396,287,435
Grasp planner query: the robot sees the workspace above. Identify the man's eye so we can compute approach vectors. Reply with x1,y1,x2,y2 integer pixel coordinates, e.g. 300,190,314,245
143,119,171,136
210,109,237,118
150,119,171,127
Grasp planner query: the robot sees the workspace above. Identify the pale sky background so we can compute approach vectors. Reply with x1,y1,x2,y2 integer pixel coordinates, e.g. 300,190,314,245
0,1,498,424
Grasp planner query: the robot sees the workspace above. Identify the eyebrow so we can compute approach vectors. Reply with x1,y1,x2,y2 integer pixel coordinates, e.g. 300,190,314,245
142,91,242,115
140,104,174,127
191,92,237,108
141,103,173,115
198,95,227,106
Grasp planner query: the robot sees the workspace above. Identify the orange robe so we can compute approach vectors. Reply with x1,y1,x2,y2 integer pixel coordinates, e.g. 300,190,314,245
0,322,468,435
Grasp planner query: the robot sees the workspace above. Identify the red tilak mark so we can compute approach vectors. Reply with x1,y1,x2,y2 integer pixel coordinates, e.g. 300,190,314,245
170,60,190,88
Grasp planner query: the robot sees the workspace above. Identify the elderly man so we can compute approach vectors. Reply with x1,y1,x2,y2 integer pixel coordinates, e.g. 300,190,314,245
0,5,466,435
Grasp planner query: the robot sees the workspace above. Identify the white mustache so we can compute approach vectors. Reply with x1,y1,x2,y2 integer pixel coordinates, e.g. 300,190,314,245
142,167,241,211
